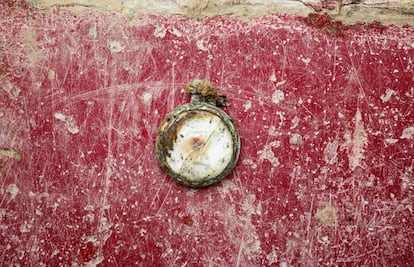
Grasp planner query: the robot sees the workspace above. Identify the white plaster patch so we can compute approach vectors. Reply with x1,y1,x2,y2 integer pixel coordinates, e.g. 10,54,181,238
271,90,285,104
401,126,414,140
109,40,124,53
380,88,396,102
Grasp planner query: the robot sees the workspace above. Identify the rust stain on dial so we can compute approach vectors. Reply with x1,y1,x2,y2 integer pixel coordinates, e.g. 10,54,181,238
181,136,207,159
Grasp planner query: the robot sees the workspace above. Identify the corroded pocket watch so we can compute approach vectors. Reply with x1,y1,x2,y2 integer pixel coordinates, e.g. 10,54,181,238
155,79,240,188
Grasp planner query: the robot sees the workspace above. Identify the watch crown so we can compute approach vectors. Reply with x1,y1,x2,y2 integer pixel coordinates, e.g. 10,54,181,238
186,79,227,106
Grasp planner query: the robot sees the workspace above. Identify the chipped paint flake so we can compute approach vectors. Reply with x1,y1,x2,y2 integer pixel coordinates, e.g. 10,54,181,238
154,25,166,38
109,40,124,53
384,138,398,144
401,126,414,140
170,27,182,37
196,39,208,51
289,133,303,150
53,112,66,122
54,112,80,134
0,148,22,161
380,88,396,102
271,90,285,104
243,100,252,111
301,57,311,64
258,141,280,167
20,221,32,233
315,203,337,228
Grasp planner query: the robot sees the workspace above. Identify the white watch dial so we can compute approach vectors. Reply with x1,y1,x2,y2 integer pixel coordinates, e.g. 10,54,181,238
166,110,234,182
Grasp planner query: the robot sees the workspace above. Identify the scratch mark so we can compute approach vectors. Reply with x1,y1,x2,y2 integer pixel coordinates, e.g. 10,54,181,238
154,182,173,217
306,196,314,254
236,238,245,267
346,108,368,170
95,87,116,263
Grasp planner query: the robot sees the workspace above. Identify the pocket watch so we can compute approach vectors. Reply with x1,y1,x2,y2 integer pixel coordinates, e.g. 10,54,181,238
155,79,240,188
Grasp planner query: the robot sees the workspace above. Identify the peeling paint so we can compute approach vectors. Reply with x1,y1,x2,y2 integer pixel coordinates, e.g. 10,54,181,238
0,149,22,162
315,203,337,228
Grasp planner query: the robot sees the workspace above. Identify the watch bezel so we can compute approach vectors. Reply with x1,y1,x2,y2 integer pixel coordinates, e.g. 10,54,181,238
155,102,240,188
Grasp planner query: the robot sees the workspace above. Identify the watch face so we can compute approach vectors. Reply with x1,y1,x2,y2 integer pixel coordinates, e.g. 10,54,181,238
156,103,240,188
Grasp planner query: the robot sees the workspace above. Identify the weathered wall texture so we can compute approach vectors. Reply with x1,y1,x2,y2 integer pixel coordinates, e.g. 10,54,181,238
1,0,413,266
26,0,414,25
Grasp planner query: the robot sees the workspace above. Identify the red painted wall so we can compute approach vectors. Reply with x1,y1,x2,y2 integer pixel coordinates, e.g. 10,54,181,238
1,2,413,266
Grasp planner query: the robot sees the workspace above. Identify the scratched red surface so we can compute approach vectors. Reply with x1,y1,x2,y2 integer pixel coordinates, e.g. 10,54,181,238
1,2,414,266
